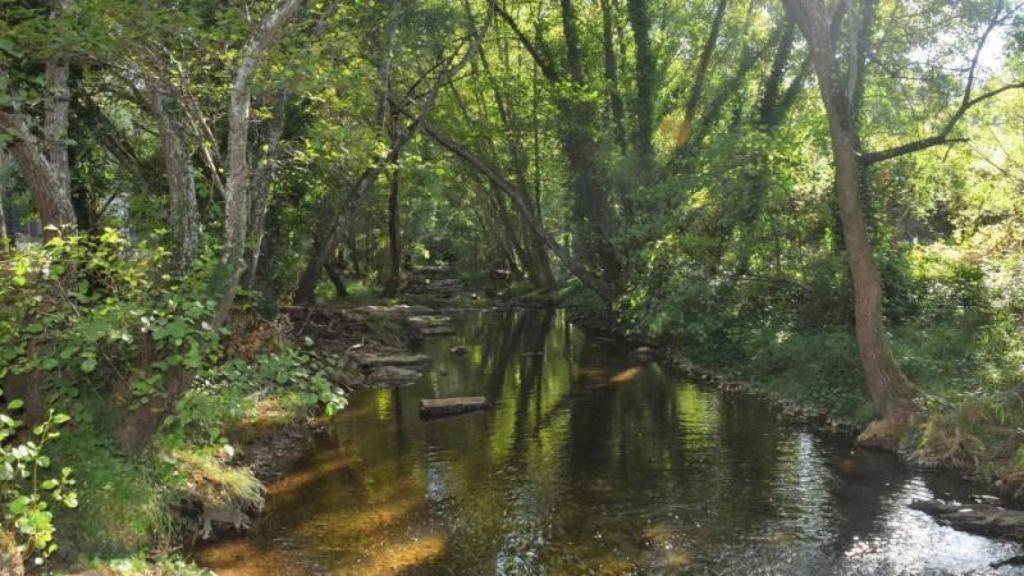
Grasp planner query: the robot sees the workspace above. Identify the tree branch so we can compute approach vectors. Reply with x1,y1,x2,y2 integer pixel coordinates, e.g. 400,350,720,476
861,81,1024,164
861,0,1020,165
495,4,561,83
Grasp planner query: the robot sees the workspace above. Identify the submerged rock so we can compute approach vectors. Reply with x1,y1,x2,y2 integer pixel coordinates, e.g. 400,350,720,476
911,499,1024,540
450,345,469,356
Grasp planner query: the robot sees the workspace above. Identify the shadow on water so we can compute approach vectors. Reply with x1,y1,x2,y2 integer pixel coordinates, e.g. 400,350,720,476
198,309,1024,576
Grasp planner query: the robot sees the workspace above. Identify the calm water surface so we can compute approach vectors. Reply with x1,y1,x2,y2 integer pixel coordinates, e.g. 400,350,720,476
199,309,1024,575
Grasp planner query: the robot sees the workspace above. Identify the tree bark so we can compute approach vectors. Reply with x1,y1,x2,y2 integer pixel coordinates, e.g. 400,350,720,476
600,0,628,155
0,112,76,235
785,0,916,447
627,0,656,168
213,0,305,327
149,80,200,271
0,145,9,255
384,168,401,296
0,0,77,237
244,87,289,288
245,2,340,290
44,1,73,206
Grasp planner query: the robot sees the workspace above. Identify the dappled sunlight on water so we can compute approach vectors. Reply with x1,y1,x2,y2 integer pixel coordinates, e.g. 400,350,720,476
198,310,1024,575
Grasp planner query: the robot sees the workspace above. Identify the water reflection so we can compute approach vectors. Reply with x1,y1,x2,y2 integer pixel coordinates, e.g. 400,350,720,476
199,310,1024,575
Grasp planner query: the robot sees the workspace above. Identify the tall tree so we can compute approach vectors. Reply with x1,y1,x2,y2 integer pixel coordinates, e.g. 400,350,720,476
149,77,200,271
0,0,77,237
213,0,305,326
627,0,656,169
784,0,1023,447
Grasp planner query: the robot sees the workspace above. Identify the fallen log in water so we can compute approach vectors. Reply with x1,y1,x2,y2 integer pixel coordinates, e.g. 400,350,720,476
419,397,490,419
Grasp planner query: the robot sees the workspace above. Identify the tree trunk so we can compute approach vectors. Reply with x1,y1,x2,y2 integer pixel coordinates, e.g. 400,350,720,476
786,0,916,447
673,0,728,153
0,145,9,255
384,169,401,297
558,0,622,290
214,0,304,327
149,81,200,271
627,0,655,168
600,0,628,155
44,3,73,207
1,116,76,235
294,168,384,305
832,133,916,446
244,87,289,288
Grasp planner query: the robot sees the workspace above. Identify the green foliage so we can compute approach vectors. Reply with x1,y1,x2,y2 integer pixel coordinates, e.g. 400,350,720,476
0,230,221,416
0,406,77,566
165,346,346,449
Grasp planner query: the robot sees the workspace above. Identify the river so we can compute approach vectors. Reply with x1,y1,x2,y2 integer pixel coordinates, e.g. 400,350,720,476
199,309,1024,575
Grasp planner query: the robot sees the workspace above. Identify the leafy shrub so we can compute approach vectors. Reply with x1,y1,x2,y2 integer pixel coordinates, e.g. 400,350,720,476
0,406,77,567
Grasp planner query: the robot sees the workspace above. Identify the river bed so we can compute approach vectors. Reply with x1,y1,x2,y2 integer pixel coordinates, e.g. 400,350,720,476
199,309,1024,575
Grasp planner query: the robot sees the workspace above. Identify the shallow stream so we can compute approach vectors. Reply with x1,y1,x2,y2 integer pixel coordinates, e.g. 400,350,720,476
199,309,1024,575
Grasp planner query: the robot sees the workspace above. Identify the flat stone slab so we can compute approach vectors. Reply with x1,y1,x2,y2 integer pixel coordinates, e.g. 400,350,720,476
365,366,423,387
350,304,434,319
354,353,432,370
911,499,1024,540
407,315,455,336
419,397,490,418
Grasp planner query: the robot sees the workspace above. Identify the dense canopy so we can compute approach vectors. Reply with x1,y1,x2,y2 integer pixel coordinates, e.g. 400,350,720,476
0,0,1023,571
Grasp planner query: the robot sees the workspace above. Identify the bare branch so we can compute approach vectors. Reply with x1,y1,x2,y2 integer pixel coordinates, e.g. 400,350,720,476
862,82,1024,164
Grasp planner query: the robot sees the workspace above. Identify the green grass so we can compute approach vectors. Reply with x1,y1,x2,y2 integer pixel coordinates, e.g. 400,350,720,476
49,433,176,559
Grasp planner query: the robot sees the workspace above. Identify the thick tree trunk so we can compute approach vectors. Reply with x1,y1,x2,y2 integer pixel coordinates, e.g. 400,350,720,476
0,2,76,238
832,135,916,445
558,0,622,290
627,0,655,168
44,9,72,205
149,82,200,271
786,0,916,447
1,118,76,235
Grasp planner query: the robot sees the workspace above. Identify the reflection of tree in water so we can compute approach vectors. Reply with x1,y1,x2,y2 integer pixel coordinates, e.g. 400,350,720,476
826,448,910,555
